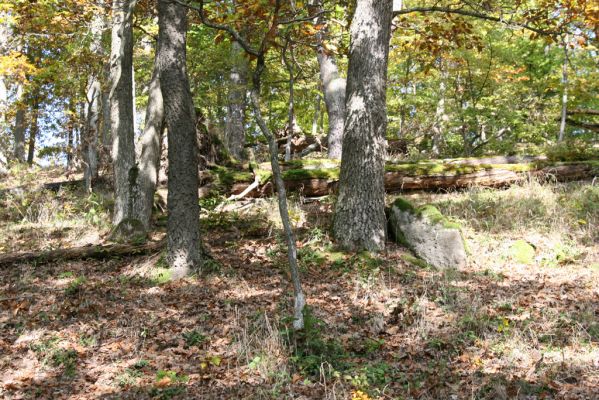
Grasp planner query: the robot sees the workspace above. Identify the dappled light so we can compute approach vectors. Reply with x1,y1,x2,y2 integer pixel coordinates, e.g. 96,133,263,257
1,0,597,398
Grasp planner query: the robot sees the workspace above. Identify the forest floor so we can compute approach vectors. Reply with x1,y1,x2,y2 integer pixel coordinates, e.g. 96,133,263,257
1,166,598,400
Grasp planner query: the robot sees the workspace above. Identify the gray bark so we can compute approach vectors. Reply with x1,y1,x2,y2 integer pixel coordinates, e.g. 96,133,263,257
82,11,105,190
311,0,346,159
333,0,393,252
83,80,101,191
109,0,137,225
224,41,247,160
158,0,201,276
131,46,165,231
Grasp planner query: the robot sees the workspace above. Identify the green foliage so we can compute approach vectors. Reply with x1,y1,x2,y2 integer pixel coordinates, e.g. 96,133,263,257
182,330,207,348
286,307,347,377
64,276,86,296
50,348,78,377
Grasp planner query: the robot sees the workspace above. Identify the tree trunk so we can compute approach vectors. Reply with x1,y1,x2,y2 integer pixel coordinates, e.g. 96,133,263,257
132,45,165,231
333,0,393,252
311,0,346,159
158,0,201,276
224,41,247,160
13,82,26,162
27,96,40,165
109,0,138,226
283,38,295,162
82,11,105,190
66,99,75,168
83,80,101,191
558,39,568,142
250,58,305,329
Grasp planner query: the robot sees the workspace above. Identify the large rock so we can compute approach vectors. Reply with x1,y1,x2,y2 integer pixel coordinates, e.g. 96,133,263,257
388,197,467,269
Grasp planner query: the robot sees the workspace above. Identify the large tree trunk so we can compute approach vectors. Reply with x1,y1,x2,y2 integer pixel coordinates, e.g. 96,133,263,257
333,0,392,252
224,41,247,160
158,0,201,276
13,82,26,162
131,46,165,231
311,0,346,159
109,0,138,227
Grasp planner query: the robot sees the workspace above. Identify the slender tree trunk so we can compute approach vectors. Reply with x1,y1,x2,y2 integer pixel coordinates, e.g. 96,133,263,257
13,83,26,162
66,98,75,168
27,97,40,165
224,41,247,160
311,0,346,159
158,0,201,276
109,0,137,226
558,39,568,142
131,46,165,231
333,0,393,252
250,57,305,329
283,38,295,162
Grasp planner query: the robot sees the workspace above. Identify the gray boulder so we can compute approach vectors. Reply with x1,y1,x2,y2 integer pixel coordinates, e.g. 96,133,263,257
388,197,467,269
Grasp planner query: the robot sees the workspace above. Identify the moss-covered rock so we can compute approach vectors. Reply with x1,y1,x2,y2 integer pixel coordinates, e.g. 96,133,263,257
389,197,467,270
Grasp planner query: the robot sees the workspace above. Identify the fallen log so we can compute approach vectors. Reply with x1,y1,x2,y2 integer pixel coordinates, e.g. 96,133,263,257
0,239,165,267
218,158,598,197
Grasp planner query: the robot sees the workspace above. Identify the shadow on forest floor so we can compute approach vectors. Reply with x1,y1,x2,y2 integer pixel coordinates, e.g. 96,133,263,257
1,180,598,399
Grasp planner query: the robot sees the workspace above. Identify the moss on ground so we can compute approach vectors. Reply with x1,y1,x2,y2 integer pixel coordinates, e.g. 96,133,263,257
508,240,536,265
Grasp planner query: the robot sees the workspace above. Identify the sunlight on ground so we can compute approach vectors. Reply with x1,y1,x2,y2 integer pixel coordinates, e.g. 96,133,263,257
1,175,597,399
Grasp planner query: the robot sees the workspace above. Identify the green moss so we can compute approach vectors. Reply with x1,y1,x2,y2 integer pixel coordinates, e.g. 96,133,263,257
281,168,340,181
508,240,535,265
393,197,415,213
210,166,254,187
401,254,434,269
394,197,461,230
282,159,341,169
253,168,272,184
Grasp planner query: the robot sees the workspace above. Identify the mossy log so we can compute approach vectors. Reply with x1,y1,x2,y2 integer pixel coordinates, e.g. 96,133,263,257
217,158,598,198
0,240,165,267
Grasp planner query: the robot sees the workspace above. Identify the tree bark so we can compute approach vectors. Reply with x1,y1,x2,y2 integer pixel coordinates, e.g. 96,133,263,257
311,0,346,159
27,95,40,165
83,80,101,191
224,41,247,160
13,82,27,162
109,0,138,226
82,11,105,191
333,0,393,252
158,0,201,276
0,240,165,268
132,45,165,231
